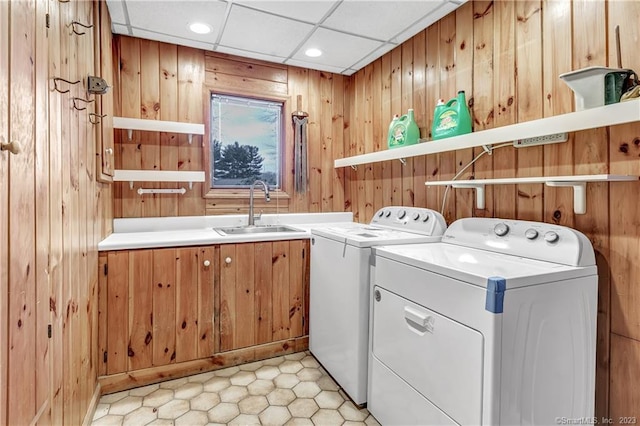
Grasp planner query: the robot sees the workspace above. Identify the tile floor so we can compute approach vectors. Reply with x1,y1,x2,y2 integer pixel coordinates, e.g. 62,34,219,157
92,351,380,426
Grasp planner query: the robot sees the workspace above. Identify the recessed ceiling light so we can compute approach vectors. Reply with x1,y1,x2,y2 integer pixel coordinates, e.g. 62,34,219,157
189,22,211,34
305,48,322,58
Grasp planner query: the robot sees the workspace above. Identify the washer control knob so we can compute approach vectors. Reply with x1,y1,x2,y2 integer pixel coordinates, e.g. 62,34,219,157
422,214,430,222
494,223,510,237
412,212,421,221
544,231,559,243
378,210,385,217
525,229,539,240
384,210,391,218
397,209,407,219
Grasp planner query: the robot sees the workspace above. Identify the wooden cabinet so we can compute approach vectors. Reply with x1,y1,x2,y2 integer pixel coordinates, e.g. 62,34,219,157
98,239,310,389
99,246,215,375
219,240,309,352
94,0,114,181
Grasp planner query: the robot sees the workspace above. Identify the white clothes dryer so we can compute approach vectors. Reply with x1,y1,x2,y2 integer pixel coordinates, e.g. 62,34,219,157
310,206,447,406
369,217,598,425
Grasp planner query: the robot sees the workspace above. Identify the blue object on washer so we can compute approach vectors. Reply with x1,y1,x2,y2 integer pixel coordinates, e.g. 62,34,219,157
485,276,506,313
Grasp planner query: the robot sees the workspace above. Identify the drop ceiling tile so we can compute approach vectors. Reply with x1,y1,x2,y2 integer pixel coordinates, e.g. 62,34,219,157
234,0,339,23
285,58,346,75
215,46,288,65
389,1,462,44
124,0,227,43
220,5,314,58
290,27,382,69
106,0,127,25
112,23,131,35
349,42,397,71
131,28,215,51
322,0,448,41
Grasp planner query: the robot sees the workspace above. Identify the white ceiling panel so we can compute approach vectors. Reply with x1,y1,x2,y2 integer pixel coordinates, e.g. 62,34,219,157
107,0,467,76
220,5,314,57
234,0,339,23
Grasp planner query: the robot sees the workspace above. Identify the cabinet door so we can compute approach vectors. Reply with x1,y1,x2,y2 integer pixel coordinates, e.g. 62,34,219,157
219,240,309,352
94,0,114,182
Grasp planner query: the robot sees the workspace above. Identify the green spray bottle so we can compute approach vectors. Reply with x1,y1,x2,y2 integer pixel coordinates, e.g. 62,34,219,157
388,109,420,149
432,90,472,140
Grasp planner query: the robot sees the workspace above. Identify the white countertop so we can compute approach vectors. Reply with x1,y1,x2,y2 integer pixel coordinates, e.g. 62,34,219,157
99,212,353,251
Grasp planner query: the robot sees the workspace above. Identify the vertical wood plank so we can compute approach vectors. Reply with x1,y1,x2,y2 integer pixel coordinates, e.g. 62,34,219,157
177,46,205,216
492,0,517,219
159,43,180,216
97,255,108,377
128,250,153,370
219,244,237,352
107,252,129,375
308,70,323,213
235,243,256,349
371,60,383,213
381,54,393,209
515,1,543,221
401,40,414,208
176,248,199,363
332,74,346,212
610,334,640,419
390,47,402,207
425,24,441,212
272,241,290,341
255,242,273,345
198,247,215,358
439,13,457,222
152,249,176,366
8,0,36,421
363,65,375,221
320,72,334,213
411,32,427,209
288,240,305,338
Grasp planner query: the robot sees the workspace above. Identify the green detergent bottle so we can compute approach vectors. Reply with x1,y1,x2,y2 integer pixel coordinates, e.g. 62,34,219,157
432,90,472,140
388,109,420,149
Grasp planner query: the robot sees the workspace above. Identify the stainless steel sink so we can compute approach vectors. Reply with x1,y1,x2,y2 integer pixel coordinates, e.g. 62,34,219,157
214,225,305,235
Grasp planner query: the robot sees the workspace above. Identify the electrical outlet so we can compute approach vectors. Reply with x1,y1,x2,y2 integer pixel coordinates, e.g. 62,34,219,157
513,132,568,148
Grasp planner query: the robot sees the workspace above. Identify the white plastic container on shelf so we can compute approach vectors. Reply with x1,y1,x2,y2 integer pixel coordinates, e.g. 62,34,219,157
559,66,629,111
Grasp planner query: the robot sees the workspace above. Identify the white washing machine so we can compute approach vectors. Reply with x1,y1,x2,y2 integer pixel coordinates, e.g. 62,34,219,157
310,206,447,406
369,217,598,425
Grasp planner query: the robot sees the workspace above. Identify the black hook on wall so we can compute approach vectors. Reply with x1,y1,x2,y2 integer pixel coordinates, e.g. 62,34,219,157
89,113,107,124
72,97,95,111
69,21,94,35
52,77,81,94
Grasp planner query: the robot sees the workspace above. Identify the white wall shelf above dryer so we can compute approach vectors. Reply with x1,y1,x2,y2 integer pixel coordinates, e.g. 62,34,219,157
113,169,205,191
334,99,640,168
112,116,205,144
425,174,639,214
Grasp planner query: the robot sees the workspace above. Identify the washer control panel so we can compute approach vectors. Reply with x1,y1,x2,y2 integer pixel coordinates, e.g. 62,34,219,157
443,218,595,267
370,206,447,236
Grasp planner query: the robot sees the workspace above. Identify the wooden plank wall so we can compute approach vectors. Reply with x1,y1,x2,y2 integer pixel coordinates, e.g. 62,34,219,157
108,0,640,419
0,0,113,424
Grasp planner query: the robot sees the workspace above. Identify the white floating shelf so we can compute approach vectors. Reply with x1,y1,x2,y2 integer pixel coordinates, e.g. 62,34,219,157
425,174,639,214
113,116,205,144
113,170,205,190
335,99,640,168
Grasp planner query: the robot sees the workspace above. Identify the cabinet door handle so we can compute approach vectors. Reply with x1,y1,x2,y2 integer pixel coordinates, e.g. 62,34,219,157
1,141,20,155
225,257,232,264
105,147,113,155
203,260,211,267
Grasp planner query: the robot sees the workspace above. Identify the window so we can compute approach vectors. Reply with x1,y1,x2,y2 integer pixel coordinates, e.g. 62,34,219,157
210,93,283,189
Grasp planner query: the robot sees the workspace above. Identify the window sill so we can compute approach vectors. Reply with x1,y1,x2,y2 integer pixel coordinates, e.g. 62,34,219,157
203,189,291,200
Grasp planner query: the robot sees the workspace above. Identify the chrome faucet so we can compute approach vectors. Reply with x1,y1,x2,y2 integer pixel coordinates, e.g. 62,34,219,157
248,180,270,226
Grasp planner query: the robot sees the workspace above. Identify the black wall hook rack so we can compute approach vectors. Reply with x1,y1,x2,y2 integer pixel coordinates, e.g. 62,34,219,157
53,77,80,94
72,97,95,111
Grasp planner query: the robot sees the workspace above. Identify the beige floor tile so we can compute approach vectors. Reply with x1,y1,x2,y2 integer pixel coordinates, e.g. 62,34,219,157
311,408,345,425
92,414,124,426
188,371,216,383
92,403,110,420
146,419,173,426
274,373,300,389
128,383,160,397
259,406,292,425
238,395,269,415
157,399,190,419
255,365,280,380
293,381,321,398
174,382,204,400
314,390,344,409
247,379,275,396
219,385,249,403
262,356,285,366
229,413,261,425
207,402,240,423
143,389,175,408
317,375,340,391
300,356,320,369
365,414,381,425
284,352,307,361
297,367,323,382
175,410,209,426
159,377,188,390
230,370,257,386
266,388,296,406
214,366,240,377
190,392,221,411
100,391,129,405
287,398,319,418
203,376,231,393
279,360,304,374
109,396,143,416
122,406,157,426
239,360,264,371
284,418,314,426
344,421,367,426
339,401,368,422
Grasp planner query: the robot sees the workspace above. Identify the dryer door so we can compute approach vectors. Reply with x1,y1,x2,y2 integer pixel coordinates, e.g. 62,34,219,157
372,286,484,425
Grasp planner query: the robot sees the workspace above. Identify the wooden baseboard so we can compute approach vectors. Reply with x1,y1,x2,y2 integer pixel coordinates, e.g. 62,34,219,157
82,383,102,426
99,336,308,394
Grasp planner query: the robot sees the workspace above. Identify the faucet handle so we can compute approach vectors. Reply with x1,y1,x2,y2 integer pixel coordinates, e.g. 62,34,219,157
254,209,264,222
